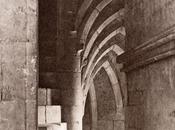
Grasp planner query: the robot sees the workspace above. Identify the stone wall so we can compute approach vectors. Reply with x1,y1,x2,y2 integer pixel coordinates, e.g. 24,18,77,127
125,0,175,49
117,0,175,130
0,0,38,130
126,57,175,130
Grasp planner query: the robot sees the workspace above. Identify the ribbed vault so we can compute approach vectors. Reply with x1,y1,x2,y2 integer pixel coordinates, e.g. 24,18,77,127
75,0,126,130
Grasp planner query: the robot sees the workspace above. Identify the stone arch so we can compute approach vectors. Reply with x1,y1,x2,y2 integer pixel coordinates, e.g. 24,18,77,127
81,47,126,130
93,61,123,108
83,58,125,130
78,1,126,130
75,0,94,29
82,9,125,60
83,44,124,89
83,27,125,81
89,81,98,130
82,44,125,103
79,0,112,44
83,82,98,130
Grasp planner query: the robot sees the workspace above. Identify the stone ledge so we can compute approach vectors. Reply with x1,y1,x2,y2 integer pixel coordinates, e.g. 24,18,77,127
117,25,175,72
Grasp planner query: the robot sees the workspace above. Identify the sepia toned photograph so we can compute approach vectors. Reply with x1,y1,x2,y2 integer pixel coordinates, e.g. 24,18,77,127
0,0,175,130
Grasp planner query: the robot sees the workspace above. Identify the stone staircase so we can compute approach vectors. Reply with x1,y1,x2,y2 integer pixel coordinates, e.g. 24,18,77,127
38,88,67,130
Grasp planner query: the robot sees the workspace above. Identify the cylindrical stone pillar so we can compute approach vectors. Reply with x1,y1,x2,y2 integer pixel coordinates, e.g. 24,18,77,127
0,0,38,130
60,54,84,130
117,1,175,130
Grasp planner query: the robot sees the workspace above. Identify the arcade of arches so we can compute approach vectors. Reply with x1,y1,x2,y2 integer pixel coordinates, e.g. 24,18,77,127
0,0,175,130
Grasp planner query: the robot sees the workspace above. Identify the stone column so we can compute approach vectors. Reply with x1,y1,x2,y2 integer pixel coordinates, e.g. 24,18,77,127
58,36,83,130
0,0,38,130
117,1,175,130
60,53,83,130
61,54,83,130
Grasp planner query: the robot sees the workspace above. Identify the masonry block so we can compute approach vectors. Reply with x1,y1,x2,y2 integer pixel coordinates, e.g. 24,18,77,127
47,124,60,130
38,88,47,106
38,106,46,125
60,123,67,130
38,88,61,105
46,106,61,124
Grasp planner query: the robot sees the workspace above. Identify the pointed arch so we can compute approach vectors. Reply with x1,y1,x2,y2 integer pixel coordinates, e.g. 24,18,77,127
75,0,94,29
82,9,125,60
83,27,125,81
79,0,112,44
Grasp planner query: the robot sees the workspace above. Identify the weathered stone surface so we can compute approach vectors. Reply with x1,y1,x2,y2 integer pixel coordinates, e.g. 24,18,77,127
26,42,38,101
0,0,27,41
123,1,175,130
0,0,38,130
127,57,175,130
126,0,175,49
0,101,17,130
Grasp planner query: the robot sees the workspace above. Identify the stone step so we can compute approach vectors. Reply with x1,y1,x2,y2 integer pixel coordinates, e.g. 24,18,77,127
38,106,61,125
38,123,67,130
